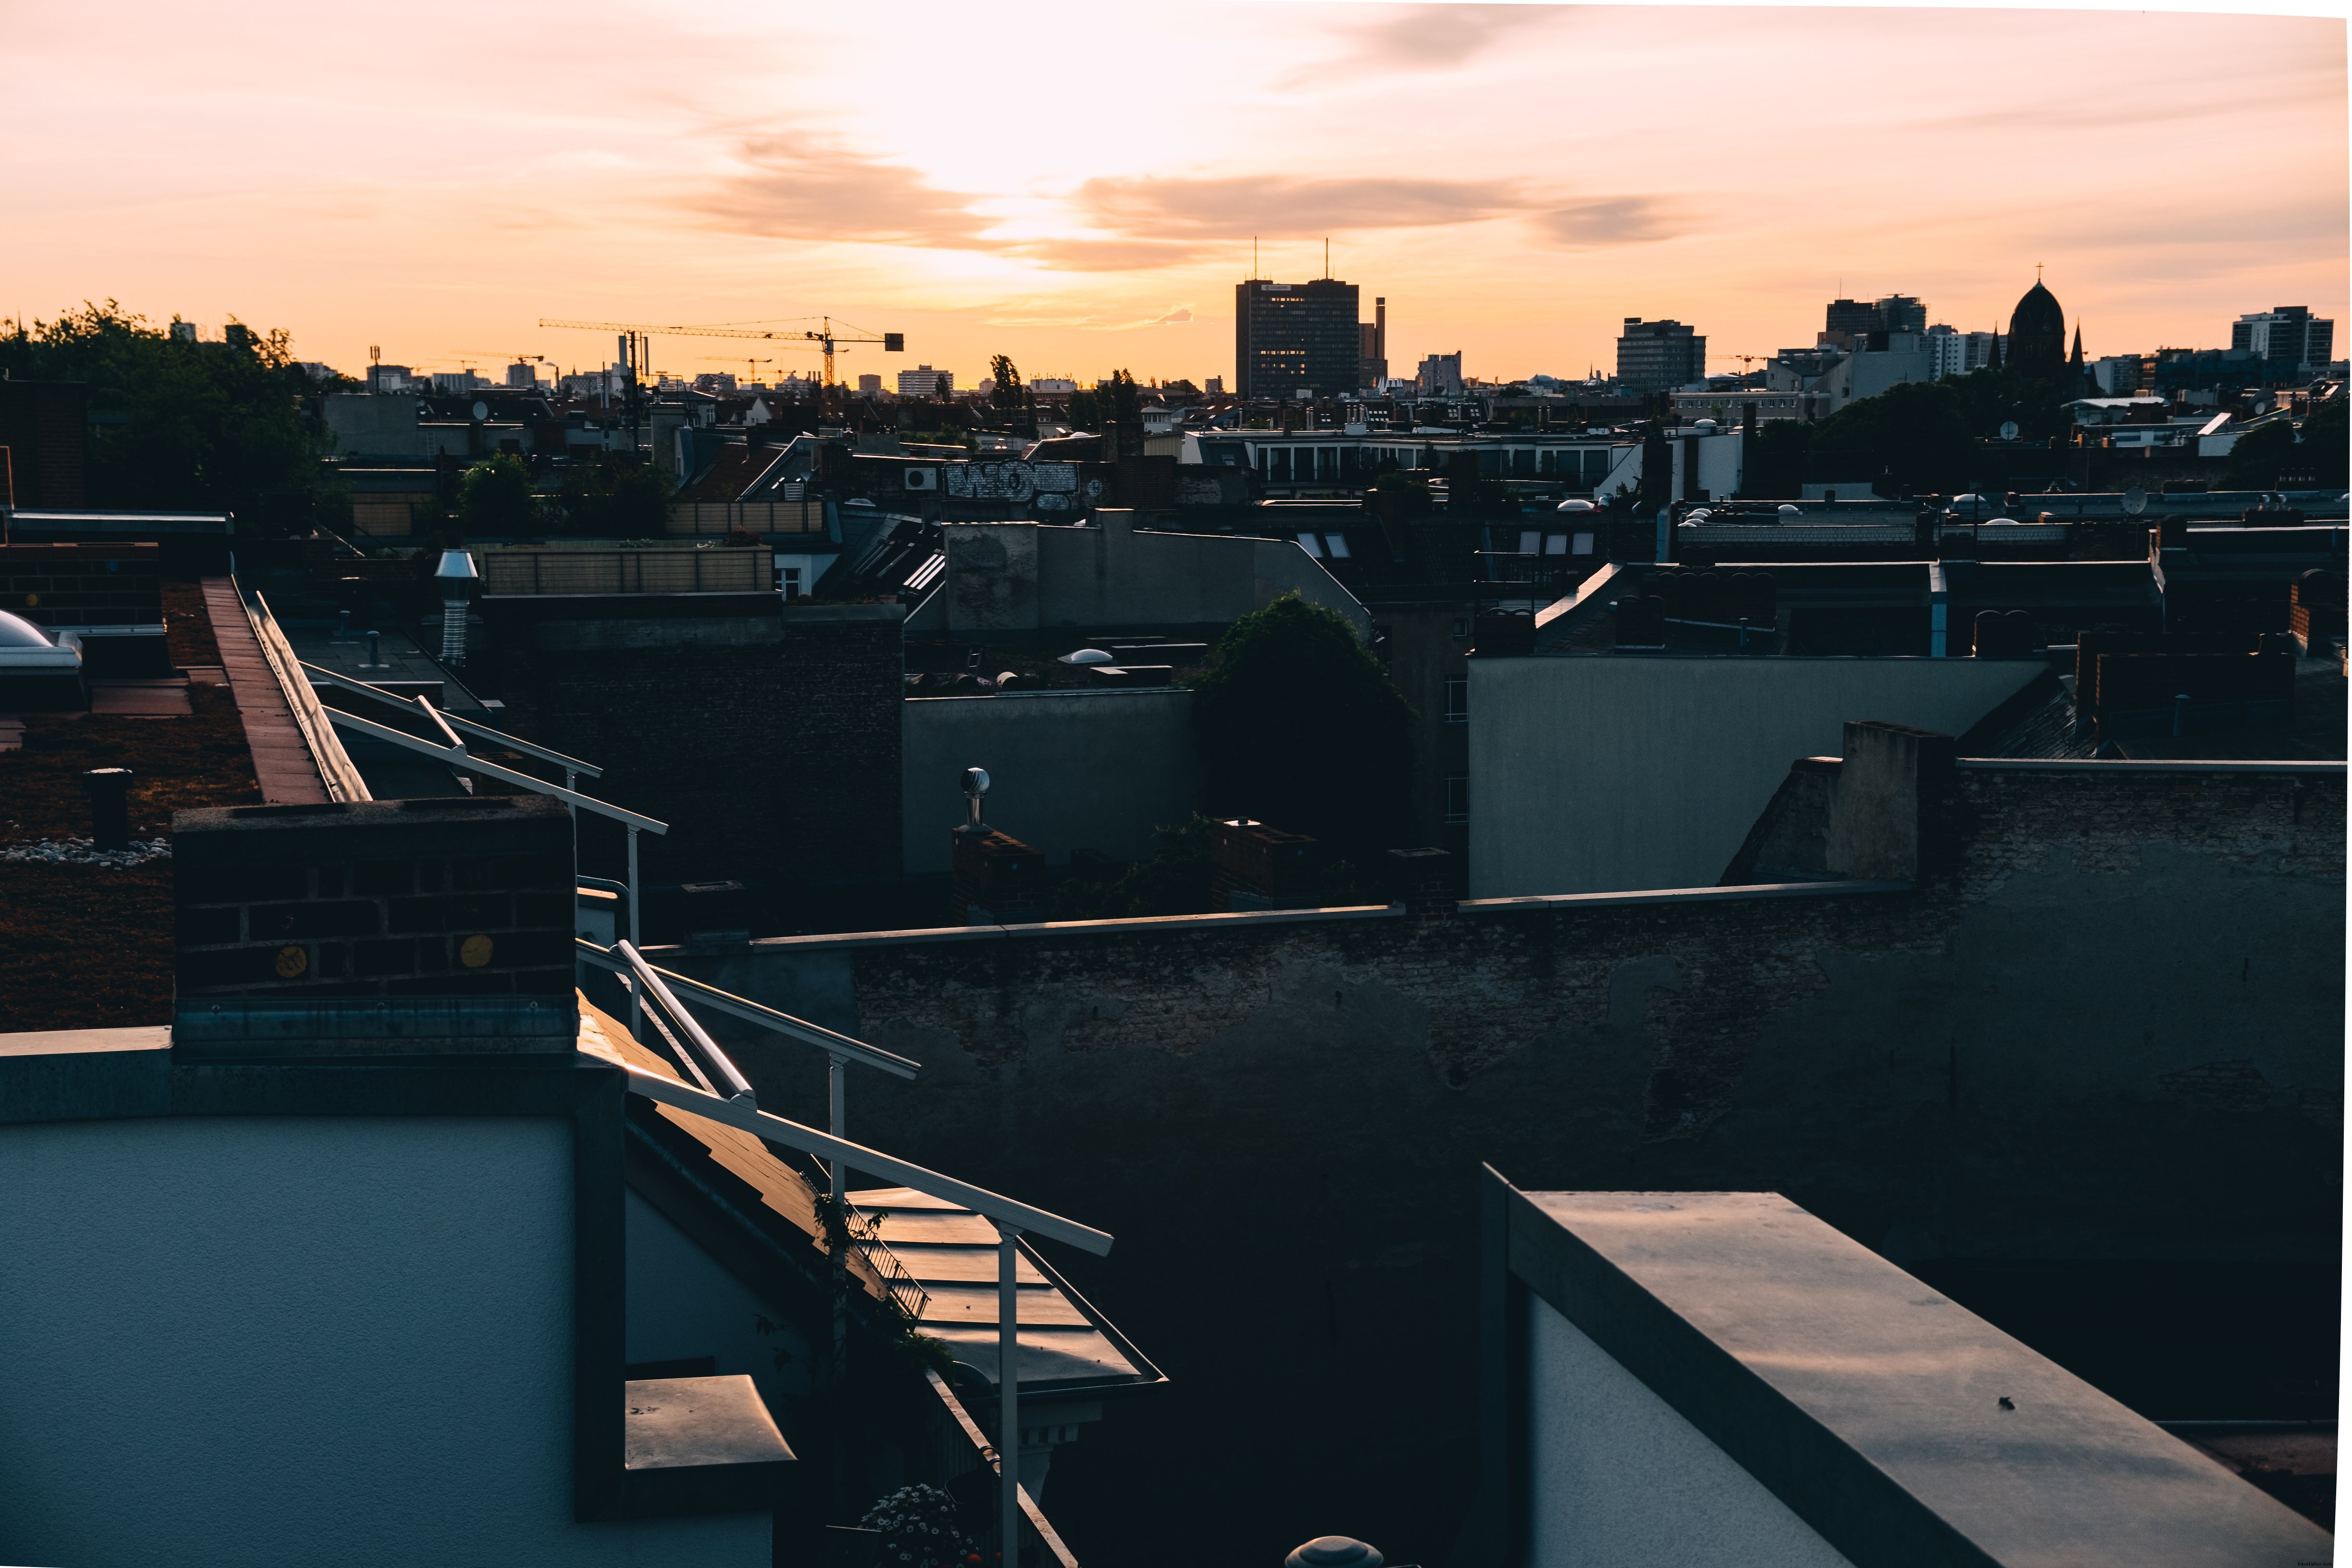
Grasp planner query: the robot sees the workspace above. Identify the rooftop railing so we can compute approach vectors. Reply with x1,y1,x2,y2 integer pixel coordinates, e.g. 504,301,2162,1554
578,937,1108,1568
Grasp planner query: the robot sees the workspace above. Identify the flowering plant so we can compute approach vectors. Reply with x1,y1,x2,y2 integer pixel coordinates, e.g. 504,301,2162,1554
858,1483,970,1568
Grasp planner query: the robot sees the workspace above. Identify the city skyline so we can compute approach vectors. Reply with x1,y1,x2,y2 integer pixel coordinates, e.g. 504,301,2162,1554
5,2,2344,387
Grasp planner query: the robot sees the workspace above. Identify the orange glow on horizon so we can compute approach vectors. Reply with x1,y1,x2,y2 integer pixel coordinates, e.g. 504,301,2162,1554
3,2,2343,388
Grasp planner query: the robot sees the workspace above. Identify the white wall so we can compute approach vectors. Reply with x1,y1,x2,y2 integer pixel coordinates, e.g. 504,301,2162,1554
0,1116,768,1568
1526,1295,1856,1568
627,1189,813,1413
902,688,1199,874
1468,656,2043,897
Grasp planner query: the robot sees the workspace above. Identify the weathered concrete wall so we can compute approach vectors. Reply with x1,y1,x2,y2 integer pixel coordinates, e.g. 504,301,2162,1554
902,688,1197,874
941,512,1369,636
663,763,2343,1568
1468,654,2044,897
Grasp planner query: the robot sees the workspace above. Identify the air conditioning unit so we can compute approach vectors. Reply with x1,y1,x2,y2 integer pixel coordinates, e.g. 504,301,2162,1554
904,467,938,491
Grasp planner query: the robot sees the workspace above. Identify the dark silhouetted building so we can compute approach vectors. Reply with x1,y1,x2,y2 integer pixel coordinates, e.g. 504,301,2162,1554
1616,318,1706,393
1874,293,1927,334
2008,277,2069,382
1235,277,1361,399
1825,298,1878,338
1359,296,1388,389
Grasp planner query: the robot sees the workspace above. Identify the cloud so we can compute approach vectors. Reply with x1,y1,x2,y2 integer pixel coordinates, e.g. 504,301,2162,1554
1533,198,1685,249
980,305,1198,332
1001,236,1212,272
1078,174,1523,237
692,136,996,247
1308,5,1551,77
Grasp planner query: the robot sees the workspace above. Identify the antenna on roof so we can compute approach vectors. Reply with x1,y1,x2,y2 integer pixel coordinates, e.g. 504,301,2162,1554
1324,237,1330,278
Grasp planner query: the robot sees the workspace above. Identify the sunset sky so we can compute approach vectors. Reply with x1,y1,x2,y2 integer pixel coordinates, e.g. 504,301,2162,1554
6,2,2345,390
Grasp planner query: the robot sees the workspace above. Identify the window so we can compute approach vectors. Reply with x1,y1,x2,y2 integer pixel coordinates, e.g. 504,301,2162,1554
1295,531,1323,557
1516,530,1542,555
1451,617,1470,639
1444,775,1470,825
1324,532,1351,559
1445,677,1468,724
780,567,802,602
1543,534,1568,555
1571,532,1595,556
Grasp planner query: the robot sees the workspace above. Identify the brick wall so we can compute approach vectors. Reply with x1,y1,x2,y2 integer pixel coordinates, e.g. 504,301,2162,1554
2,542,162,629
477,596,903,893
174,796,575,1002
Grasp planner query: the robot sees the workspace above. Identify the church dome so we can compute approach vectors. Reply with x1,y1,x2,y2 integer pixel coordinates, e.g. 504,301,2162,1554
2006,278,2068,380
2010,281,2064,340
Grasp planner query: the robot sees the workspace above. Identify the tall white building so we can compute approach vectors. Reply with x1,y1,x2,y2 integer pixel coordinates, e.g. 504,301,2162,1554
1415,352,1465,397
897,364,954,398
2231,307,2334,370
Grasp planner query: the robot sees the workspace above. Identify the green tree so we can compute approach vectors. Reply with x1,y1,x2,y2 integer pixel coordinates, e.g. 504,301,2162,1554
1945,365,2070,444
555,453,665,537
1740,419,1811,497
2295,397,2349,488
2223,420,2300,489
1065,369,1142,431
456,453,536,534
0,300,340,529
988,354,1024,411
1801,380,1977,496
1188,594,1416,849
1102,368,1142,423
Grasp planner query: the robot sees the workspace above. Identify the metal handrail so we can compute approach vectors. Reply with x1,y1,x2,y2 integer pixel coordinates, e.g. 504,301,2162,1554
301,660,603,777
618,1066,1114,1256
244,589,371,803
612,940,754,1102
318,706,665,832
575,939,919,1079
923,1368,1082,1568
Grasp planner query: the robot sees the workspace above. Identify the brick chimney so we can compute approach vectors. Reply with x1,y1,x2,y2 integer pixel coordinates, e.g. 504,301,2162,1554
1824,722,1954,883
1211,818,1322,910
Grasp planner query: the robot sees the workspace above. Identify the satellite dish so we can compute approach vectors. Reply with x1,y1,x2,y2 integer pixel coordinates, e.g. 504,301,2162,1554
2122,487,2147,516
470,400,490,422
1998,420,2020,441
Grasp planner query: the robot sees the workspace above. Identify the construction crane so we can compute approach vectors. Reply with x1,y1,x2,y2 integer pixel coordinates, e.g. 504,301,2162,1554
536,317,902,399
699,355,774,386
450,350,551,389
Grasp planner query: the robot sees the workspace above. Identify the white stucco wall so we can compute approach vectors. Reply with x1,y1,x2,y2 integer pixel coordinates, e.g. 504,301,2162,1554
902,688,1199,874
0,1115,767,1568
626,1188,812,1413
1468,656,2043,896
1527,1295,1856,1568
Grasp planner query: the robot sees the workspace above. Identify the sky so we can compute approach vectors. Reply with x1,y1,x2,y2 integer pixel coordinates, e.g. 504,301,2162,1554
4,1,2345,389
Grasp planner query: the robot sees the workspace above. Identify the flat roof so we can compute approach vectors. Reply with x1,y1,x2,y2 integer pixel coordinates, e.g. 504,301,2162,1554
1503,1186,2333,1566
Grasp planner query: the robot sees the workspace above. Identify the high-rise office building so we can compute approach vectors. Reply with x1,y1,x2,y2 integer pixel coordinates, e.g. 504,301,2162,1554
1358,296,1388,390
897,365,954,398
2232,307,2335,369
1235,277,1360,399
1874,295,1928,335
1825,298,1878,338
1616,318,1706,392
